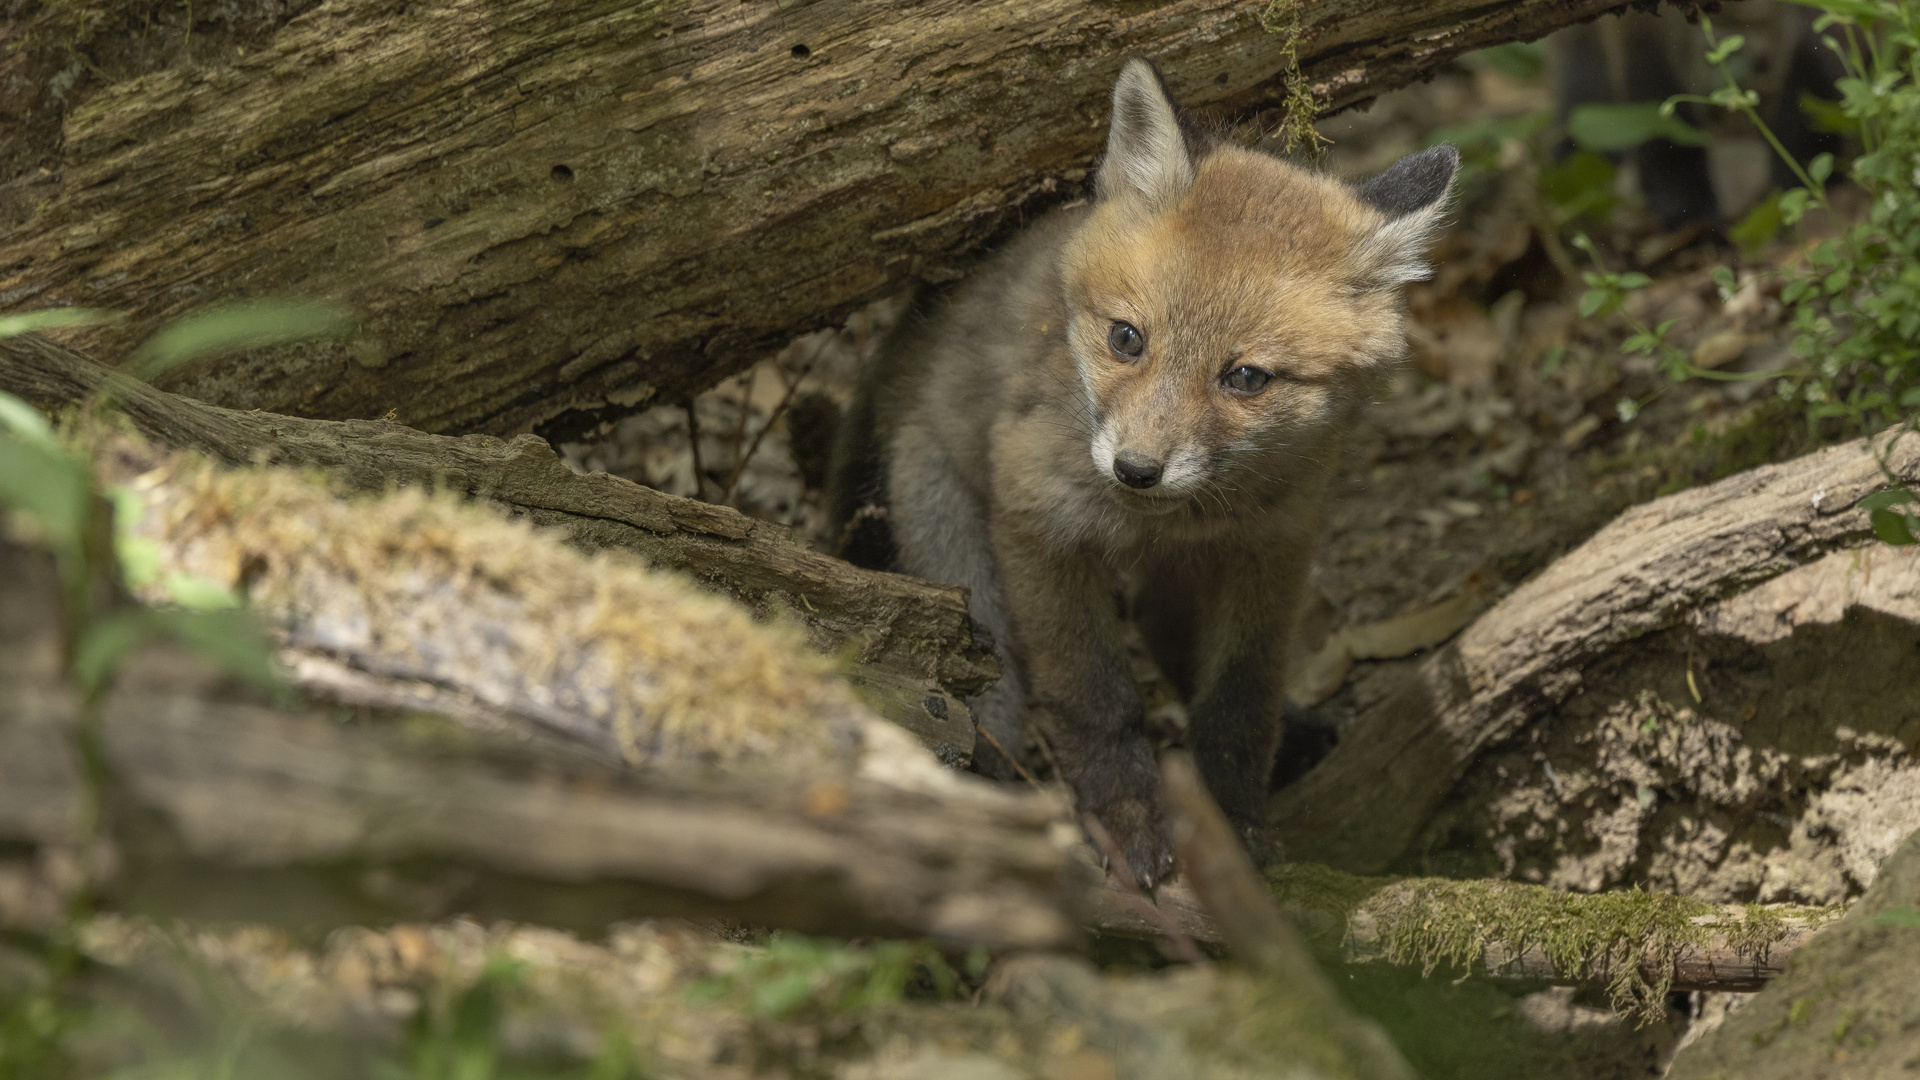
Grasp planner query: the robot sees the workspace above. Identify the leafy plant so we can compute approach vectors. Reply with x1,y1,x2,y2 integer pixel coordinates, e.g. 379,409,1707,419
685,933,960,1021
1662,2,1920,428
0,300,352,1078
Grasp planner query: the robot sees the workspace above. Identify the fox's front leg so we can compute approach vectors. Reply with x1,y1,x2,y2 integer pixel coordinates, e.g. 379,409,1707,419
991,521,1172,884
1180,550,1304,860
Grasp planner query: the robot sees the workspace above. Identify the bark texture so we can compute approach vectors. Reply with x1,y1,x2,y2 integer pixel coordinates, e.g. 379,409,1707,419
0,538,1078,947
1,0,1680,439
0,333,994,754
1274,430,1920,876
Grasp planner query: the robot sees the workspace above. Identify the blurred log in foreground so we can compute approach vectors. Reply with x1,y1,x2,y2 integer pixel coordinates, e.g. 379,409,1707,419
0,333,994,760
0,502,1074,947
2,0,1679,439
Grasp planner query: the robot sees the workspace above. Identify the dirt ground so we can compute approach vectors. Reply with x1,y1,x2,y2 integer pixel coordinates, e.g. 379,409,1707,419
551,23,1920,1079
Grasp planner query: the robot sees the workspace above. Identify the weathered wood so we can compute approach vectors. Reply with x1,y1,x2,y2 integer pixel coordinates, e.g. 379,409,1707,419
0,332,993,756
1273,430,1920,876
1,0,1686,439
0,538,1077,947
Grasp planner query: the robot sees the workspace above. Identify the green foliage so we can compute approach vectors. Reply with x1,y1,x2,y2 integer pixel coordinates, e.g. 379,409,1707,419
123,300,353,382
685,933,958,1021
1665,3,1920,431
1567,102,1707,153
1873,905,1920,926
1460,41,1546,81
1537,150,1618,224
1859,487,1920,544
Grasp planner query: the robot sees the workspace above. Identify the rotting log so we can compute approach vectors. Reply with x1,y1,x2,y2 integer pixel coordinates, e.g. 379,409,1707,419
1273,430,1920,876
0,333,994,757
2,0,1692,440
0,537,1077,947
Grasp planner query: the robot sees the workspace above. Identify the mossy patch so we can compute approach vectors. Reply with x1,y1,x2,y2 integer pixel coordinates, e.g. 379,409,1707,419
112,441,872,773
1267,864,1834,1024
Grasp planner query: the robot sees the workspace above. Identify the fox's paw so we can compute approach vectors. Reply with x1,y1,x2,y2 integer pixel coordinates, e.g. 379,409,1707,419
1087,797,1176,891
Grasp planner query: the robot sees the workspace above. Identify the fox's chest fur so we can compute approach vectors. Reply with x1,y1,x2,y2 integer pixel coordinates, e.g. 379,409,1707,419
830,58,1456,881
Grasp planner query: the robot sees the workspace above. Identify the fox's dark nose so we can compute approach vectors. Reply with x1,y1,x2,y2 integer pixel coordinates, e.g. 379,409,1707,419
1112,451,1163,489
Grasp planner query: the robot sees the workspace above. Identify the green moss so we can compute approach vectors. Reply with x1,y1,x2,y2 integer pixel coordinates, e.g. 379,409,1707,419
1267,864,1827,1025
1257,1,1326,159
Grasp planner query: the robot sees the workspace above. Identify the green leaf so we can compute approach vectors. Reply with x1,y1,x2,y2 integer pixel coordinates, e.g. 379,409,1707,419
1541,344,1567,375
1568,102,1709,152
1808,152,1835,186
1858,488,1919,511
1780,187,1813,225
1800,92,1859,137
72,610,156,695
0,391,59,450
1705,34,1746,65
1463,42,1545,80
0,432,93,558
1778,0,1889,21
1730,191,1785,255
1900,387,1920,406
125,300,355,381
0,308,121,339
1618,271,1654,290
106,484,162,588
1541,156,1618,218
163,573,243,611
1580,289,1612,318
151,608,283,695
1874,906,1920,927
1870,507,1918,545
751,971,819,1018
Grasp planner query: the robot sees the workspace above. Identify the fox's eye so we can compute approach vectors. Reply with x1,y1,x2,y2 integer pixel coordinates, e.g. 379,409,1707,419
1223,366,1272,394
1108,321,1144,358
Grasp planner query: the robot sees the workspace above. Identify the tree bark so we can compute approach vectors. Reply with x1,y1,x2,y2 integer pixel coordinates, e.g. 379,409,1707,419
1272,430,1920,876
0,333,995,755
1,0,1683,439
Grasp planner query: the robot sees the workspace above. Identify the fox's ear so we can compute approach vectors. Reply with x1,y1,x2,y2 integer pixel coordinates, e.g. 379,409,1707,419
1351,144,1459,288
1095,58,1197,208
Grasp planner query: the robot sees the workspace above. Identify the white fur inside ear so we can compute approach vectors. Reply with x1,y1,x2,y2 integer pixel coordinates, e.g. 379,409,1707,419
1354,200,1449,288
1096,59,1194,207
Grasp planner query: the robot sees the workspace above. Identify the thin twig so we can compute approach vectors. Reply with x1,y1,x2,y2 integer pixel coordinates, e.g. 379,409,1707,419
721,340,822,505
724,367,757,486
974,722,1042,789
1082,813,1210,966
685,401,706,500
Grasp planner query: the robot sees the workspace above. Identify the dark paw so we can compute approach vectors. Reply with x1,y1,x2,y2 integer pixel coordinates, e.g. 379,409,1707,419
1087,797,1176,890
1235,818,1282,868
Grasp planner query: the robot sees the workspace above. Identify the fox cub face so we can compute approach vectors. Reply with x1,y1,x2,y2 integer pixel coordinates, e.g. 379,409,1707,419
1062,60,1456,506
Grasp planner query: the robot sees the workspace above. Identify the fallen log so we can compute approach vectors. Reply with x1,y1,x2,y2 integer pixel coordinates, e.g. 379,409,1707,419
0,536,1077,948
1084,864,1842,1000
1274,429,1920,876
2,0,1690,439
0,333,994,757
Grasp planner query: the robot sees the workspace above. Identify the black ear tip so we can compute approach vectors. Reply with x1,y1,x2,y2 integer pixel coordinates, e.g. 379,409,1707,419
1357,144,1460,216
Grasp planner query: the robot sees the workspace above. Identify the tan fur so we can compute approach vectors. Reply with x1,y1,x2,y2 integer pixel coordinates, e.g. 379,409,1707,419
832,59,1455,879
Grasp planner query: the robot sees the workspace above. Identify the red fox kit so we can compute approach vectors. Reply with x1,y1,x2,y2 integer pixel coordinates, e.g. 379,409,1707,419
832,59,1457,881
